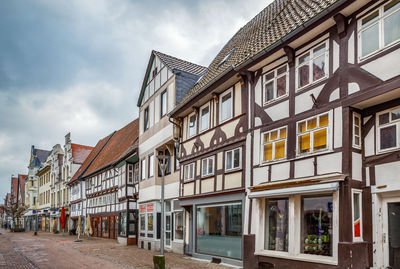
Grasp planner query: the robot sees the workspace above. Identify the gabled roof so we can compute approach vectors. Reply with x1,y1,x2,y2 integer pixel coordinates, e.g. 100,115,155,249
83,119,139,177
173,0,340,113
71,143,94,164
153,51,207,76
137,50,206,107
68,135,112,185
69,119,139,184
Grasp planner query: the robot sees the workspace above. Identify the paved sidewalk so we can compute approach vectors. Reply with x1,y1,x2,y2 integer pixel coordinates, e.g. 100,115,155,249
0,229,230,269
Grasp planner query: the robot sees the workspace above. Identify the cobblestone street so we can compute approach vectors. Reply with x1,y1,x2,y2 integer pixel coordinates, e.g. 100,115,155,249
0,229,229,269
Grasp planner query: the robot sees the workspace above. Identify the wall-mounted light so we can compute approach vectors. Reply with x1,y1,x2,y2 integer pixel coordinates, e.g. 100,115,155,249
237,75,245,86
192,106,199,115
212,93,219,104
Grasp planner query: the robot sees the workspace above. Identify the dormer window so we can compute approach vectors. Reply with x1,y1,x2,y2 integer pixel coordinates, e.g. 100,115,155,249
218,49,235,67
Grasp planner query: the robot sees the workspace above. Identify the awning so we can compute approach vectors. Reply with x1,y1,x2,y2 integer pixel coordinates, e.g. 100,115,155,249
248,182,340,199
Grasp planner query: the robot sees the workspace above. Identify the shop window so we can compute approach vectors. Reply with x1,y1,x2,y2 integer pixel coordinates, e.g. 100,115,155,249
196,203,242,259
201,156,214,177
183,163,195,181
262,127,287,162
263,64,288,104
188,113,197,138
377,107,400,152
225,147,242,171
175,211,184,240
102,217,109,238
296,41,329,90
200,105,210,132
352,191,362,241
297,113,330,155
147,213,154,231
358,0,400,59
220,89,233,123
353,113,361,149
265,198,289,252
301,195,333,256
120,213,127,237
140,213,145,231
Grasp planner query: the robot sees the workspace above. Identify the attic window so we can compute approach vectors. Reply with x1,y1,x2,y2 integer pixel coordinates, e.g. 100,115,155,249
152,67,158,79
218,49,235,67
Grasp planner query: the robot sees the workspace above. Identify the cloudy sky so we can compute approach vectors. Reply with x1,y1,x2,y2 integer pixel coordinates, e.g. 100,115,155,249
0,0,270,201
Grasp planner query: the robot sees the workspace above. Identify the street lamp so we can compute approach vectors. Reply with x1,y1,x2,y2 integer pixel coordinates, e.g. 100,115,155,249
154,154,170,268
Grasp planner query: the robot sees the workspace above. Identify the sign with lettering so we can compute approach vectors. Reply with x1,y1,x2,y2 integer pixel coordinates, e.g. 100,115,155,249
147,204,154,212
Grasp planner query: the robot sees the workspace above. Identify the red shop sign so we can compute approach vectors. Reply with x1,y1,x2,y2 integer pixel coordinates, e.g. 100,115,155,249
147,204,154,212
140,205,146,213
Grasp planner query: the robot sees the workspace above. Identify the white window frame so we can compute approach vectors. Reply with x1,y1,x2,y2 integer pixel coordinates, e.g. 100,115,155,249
261,126,287,163
358,1,400,60
352,189,363,242
225,147,242,171
295,40,329,91
201,156,215,177
160,90,167,117
187,112,197,138
296,111,332,156
173,210,184,243
376,106,400,153
219,88,233,123
353,113,361,149
141,159,146,181
257,192,339,265
183,162,195,182
199,103,210,132
148,154,154,178
263,64,289,104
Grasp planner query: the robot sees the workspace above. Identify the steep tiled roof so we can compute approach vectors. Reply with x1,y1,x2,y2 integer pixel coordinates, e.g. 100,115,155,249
35,149,51,164
83,119,139,177
68,135,112,185
175,0,338,109
71,144,94,164
11,177,18,201
154,51,207,76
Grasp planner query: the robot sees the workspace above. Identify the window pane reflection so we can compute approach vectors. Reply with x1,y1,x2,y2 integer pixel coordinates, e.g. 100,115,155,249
265,199,289,251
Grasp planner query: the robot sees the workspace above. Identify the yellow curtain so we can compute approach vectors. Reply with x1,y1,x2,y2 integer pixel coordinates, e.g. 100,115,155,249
314,129,327,150
270,131,278,140
307,118,317,130
279,128,287,139
299,134,310,153
275,141,285,159
264,144,272,161
319,114,329,127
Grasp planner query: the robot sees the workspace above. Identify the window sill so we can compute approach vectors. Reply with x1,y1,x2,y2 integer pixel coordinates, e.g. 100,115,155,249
376,147,400,156
225,167,242,174
260,158,287,166
263,94,288,107
296,76,328,93
255,251,337,266
295,148,333,160
201,174,214,179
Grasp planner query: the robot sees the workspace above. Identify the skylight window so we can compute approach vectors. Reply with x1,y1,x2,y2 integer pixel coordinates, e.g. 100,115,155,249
218,49,235,67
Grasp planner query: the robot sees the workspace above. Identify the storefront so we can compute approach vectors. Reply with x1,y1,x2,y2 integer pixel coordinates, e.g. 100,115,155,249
180,193,245,267
138,199,184,252
247,182,340,267
91,214,119,239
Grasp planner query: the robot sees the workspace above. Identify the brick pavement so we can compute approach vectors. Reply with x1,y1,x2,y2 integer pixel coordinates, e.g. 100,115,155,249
0,229,231,269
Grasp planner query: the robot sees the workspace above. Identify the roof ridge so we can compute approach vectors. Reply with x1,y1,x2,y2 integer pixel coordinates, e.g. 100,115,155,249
153,50,206,69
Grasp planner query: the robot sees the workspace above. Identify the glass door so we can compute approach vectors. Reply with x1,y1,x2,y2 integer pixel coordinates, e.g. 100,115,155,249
165,213,171,248
388,202,400,268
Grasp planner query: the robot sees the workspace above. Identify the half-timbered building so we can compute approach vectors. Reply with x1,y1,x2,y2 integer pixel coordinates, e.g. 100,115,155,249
137,51,206,253
73,119,139,245
171,0,400,268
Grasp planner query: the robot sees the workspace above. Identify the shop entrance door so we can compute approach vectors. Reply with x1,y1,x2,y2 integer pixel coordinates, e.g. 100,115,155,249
383,198,400,269
165,212,172,248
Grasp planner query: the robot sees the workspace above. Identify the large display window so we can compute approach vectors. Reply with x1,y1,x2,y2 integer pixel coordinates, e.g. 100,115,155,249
265,198,288,251
196,202,242,259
